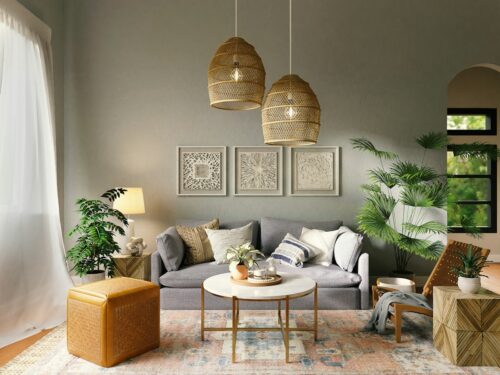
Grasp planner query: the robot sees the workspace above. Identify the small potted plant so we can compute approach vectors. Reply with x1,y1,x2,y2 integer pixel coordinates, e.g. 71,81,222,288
225,242,265,280
452,246,490,294
66,188,128,283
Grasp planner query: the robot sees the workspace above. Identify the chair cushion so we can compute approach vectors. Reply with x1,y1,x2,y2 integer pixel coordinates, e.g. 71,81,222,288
159,262,361,289
260,217,342,256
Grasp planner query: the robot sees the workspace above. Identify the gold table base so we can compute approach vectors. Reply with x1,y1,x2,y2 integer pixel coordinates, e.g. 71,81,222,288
201,283,318,363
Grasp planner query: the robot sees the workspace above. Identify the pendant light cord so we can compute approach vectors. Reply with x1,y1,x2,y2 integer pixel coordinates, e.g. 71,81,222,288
289,0,292,75
235,0,238,37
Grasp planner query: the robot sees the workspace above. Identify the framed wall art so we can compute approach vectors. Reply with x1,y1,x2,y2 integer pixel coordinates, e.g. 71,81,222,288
289,146,340,196
177,146,227,196
234,146,283,196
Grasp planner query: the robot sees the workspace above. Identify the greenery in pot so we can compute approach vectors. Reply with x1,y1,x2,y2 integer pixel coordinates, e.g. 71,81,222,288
452,246,490,278
351,132,449,275
66,188,128,278
225,242,265,269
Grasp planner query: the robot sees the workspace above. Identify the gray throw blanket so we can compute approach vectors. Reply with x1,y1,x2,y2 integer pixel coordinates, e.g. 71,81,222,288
365,291,432,334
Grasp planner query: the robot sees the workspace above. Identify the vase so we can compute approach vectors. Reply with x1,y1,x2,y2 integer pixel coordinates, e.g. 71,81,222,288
231,264,248,280
82,271,106,284
457,276,481,294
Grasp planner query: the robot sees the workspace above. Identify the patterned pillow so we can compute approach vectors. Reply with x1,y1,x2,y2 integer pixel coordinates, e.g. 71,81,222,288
176,218,219,265
270,233,316,268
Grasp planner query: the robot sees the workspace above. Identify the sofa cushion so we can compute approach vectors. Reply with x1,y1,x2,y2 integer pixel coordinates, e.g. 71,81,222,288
176,218,219,265
334,226,363,272
159,262,361,289
260,217,343,256
300,227,341,266
177,219,260,249
206,222,254,264
156,226,185,271
270,233,317,268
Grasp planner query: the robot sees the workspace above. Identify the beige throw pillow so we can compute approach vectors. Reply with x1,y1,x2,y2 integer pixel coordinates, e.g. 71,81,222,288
205,222,253,264
176,219,219,265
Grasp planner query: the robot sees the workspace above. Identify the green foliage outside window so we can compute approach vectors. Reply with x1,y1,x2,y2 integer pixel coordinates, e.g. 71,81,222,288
447,115,487,130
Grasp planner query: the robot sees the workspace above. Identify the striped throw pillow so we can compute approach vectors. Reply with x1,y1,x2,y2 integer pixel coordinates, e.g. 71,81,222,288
270,233,316,268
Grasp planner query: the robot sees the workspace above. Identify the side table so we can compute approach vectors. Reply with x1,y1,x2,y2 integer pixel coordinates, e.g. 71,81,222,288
433,286,500,366
112,252,151,281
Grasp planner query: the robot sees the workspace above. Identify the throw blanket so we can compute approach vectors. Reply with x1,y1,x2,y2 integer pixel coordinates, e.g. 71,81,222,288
365,291,432,334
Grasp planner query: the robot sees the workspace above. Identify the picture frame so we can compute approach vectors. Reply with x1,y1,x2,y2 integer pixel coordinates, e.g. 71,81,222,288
234,146,283,196
177,146,227,196
289,146,340,196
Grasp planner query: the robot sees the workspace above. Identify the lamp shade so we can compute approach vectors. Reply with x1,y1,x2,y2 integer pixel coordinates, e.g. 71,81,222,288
208,37,266,110
261,74,320,145
113,188,145,215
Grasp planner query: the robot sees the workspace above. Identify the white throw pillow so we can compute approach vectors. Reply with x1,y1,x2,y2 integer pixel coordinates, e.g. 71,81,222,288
334,226,363,272
300,227,340,266
205,222,253,264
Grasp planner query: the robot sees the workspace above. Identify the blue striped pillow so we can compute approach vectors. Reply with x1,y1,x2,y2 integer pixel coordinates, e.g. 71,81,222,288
270,233,317,268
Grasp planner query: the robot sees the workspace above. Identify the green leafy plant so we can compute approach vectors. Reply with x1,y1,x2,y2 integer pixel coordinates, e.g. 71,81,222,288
66,188,128,277
352,133,448,273
225,242,265,269
451,245,490,278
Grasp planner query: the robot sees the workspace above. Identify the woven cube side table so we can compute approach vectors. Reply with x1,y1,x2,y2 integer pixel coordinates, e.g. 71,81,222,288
67,277,160,367
433,286,500,366
112,253,151,281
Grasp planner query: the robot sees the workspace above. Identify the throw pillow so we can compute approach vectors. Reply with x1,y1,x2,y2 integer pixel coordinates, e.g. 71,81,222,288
156,226,185,271
300,227,340,266
270,233,317,268
205,222,253,264
334,226,363,272
176,218,219,265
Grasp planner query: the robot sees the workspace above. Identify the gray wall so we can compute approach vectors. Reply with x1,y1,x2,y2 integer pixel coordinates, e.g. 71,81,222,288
18,0,65,218
60,0,500,275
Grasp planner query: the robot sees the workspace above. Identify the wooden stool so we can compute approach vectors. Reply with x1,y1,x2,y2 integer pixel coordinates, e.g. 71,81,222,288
67,277,160,367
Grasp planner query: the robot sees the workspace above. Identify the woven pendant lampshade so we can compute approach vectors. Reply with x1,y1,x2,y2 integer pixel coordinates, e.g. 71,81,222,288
262,74,320,145
261,0,320,145
208,37,266,110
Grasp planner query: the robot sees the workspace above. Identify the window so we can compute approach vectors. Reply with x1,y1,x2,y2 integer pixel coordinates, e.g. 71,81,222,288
447,108,497,135
447,108,498,233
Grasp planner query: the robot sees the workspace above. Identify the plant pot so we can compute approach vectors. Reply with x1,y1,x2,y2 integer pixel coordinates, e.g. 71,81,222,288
457,276,481,294
391,270,415,281
231,264,248,280
82,271,106,284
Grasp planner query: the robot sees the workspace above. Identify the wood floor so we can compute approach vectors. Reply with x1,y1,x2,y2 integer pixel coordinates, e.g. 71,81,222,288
0,330,52,367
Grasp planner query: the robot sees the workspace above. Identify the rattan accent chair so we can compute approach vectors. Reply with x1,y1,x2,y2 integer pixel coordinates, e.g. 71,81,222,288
373,240,490,343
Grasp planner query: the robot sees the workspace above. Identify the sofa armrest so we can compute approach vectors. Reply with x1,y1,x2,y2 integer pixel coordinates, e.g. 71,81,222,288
357,252,370,309
151,250,166,286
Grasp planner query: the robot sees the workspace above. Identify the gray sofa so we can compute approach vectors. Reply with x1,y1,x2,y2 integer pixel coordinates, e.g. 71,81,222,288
151,217,370,310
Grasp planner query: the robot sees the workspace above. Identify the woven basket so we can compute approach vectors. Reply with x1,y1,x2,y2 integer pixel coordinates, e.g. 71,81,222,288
261,74,320,145
208,37,266,110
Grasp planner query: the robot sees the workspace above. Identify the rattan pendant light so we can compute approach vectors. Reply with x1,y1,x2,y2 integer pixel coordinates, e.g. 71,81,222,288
208,0,266,110
261,0,320,145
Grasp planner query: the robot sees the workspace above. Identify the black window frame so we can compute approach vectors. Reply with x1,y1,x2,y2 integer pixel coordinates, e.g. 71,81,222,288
447,144,497,234
447,108,497,135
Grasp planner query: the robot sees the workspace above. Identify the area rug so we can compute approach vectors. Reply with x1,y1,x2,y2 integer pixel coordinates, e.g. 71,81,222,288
1,310,498,375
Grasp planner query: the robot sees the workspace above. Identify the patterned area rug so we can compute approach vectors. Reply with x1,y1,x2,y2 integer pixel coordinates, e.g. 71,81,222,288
1,310,498,375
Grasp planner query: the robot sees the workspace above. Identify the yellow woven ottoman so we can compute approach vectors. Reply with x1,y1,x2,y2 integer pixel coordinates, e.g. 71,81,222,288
67,277,160,367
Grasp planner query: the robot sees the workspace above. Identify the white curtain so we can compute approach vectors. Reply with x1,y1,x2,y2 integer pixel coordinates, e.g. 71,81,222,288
0,3,73,348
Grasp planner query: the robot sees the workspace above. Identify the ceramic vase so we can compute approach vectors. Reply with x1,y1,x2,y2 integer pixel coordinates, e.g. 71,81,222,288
457,276,481,294
231,264,248,280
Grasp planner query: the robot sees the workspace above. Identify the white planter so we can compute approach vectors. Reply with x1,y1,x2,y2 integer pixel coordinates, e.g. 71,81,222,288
457,276,481,294
81,271,106,284
377,277,416,293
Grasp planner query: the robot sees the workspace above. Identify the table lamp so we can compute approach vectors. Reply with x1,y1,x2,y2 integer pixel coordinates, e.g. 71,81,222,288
113,187,145,242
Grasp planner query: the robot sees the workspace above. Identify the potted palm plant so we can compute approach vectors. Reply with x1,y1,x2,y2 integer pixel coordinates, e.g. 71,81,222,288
66,188,128,283
225,242,265,280
352,133,449,279
452,246,490,294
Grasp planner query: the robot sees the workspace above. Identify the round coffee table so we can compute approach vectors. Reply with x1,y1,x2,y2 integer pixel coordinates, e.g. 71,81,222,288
201,273,318,363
